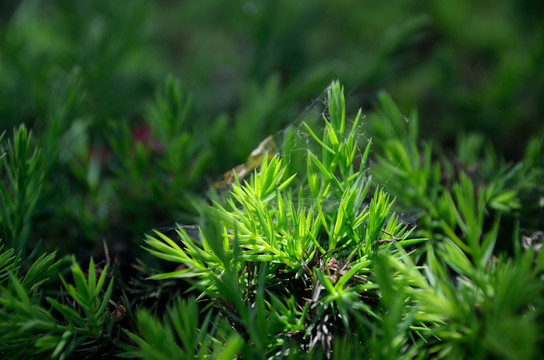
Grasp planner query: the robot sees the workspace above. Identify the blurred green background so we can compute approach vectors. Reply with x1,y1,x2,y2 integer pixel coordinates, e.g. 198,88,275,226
1,0,543,259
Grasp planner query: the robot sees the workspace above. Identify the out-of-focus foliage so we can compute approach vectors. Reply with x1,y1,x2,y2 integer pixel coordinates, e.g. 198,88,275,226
2,1,543,147
1,1,542,253
150,0,544,154
0,0,160,129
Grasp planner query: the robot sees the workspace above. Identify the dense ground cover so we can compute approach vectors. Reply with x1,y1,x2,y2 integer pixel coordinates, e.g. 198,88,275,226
1,1,543,359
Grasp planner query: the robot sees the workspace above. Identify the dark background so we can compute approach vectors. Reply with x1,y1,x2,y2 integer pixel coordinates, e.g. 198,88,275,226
1,0,543,257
